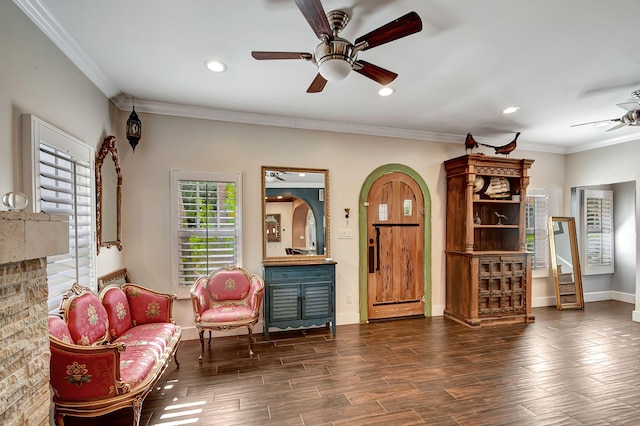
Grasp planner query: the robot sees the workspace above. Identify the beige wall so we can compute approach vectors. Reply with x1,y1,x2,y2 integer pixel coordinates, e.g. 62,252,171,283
0,1,123,277
117,111,566,338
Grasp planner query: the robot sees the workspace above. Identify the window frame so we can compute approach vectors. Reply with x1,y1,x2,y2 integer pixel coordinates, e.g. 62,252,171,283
170,170,243,299
21,114,96,312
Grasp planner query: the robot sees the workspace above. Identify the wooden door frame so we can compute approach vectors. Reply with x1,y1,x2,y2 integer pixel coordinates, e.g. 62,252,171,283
358,164,432,322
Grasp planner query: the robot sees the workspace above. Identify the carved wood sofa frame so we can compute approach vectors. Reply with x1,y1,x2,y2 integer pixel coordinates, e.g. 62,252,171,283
48,270,181,425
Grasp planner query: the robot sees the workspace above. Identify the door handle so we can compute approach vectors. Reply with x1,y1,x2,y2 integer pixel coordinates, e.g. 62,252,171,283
375,226,380,271
368,239,375,273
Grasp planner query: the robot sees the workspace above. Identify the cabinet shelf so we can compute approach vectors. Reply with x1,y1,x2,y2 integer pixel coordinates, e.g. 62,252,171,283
473,199,520,204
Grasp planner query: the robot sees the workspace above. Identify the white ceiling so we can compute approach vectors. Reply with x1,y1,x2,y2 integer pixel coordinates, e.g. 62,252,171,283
16,0,640,153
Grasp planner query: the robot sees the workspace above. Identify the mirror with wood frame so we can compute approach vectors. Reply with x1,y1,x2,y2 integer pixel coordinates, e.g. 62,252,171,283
96,135,122,254
262,166,329,262
548,216,584,310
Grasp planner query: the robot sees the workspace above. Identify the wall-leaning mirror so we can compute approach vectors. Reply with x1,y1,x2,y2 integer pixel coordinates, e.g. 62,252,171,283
262,166,329,262
548,216,584,310
96,136,122,254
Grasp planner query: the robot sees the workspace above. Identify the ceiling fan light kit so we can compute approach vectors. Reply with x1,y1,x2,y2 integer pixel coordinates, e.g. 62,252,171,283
251,0,422,93
315,38,355,81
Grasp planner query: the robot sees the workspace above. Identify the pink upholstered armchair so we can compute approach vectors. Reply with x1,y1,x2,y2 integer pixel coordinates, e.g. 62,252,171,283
190,266,265,360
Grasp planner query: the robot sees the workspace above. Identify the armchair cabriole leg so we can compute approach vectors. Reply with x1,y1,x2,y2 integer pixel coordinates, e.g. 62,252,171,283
198,329,205,361
247,325,255,357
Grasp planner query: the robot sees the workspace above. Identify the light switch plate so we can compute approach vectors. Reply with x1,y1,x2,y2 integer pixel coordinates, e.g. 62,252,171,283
338,228,353,239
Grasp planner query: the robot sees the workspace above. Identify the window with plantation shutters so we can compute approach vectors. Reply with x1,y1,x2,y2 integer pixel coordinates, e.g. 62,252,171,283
525,194,549,270
22,115,96,313
581,189,614,275
171,170,242,297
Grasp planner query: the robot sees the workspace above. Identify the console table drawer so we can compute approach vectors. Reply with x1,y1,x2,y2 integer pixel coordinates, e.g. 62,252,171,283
266,266,333,282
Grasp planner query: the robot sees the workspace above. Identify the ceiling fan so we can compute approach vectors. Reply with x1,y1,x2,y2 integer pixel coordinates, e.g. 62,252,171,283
265,171,287,182
251,0,422,93
571,90,640,131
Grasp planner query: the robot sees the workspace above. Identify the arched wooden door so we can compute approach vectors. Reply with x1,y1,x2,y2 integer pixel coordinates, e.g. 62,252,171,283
366,172,425,320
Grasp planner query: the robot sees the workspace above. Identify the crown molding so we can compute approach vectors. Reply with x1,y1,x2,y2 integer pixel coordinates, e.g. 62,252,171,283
111,94,467,144
565,132,640,154
13,0,119,98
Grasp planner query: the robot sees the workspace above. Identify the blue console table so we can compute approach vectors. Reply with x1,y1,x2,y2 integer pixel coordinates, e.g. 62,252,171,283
263,261,336,341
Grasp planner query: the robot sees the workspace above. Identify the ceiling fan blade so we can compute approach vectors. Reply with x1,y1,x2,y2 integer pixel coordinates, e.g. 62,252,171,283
570,118,619,127
354,11,422,51
251,51,312,60
353,60,398,85
294,0,333,41
307,73,328,93
606,122,628,132
617,101,640,112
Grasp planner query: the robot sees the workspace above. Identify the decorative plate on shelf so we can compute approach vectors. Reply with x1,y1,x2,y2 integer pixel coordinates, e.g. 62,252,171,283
473,176,485,193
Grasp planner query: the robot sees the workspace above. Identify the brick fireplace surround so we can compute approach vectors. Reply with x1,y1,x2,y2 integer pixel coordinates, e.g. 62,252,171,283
0,211,68,425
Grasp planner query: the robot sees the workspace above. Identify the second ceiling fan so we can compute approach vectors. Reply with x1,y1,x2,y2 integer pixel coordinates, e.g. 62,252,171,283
251,0,422,93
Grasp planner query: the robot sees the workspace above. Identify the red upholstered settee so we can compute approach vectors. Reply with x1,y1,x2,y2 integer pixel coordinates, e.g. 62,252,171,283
48,280,181,425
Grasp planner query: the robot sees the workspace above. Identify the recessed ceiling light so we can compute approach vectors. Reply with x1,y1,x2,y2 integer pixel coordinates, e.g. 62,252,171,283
378,87,395,97
205,60,227,73
502,106,520,114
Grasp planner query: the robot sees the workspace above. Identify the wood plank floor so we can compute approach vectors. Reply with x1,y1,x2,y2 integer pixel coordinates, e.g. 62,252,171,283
61,301,640,425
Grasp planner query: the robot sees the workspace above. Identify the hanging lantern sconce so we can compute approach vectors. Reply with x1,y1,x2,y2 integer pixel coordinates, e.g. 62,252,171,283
126,97,142,151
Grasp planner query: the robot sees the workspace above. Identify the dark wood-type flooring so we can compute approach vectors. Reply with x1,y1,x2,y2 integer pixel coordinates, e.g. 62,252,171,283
61,301,640,425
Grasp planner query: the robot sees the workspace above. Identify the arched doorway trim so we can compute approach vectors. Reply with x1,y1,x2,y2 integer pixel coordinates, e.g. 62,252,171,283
358,164,432,322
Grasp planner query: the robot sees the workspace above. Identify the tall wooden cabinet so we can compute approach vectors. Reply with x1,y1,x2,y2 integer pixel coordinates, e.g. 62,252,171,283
444,154,535,327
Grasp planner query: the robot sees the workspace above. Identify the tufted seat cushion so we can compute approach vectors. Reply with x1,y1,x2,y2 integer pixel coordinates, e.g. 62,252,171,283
200,305,255,323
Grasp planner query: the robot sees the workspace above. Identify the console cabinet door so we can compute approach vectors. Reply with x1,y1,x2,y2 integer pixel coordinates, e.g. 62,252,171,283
302,282,332,319
269,283,301,322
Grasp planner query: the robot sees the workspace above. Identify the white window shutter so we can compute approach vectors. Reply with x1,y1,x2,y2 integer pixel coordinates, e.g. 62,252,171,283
171,170,242,298
581,189,614,275
525,194,549,270
22,115,96,312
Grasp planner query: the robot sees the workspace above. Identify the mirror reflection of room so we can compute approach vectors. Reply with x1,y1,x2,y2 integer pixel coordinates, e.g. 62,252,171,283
263,166,327,260
266,198,317,257
549,217,584,310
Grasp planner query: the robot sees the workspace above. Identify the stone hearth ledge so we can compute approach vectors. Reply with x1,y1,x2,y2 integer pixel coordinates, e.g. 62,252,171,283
0,211,69,264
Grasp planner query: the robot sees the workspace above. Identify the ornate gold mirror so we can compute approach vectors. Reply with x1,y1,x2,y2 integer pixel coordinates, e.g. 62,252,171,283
262,166,329,262
96,136,122,254
548,216,584,310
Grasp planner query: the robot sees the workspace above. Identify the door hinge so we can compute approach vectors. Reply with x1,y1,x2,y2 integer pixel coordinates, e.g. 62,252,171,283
420,294,426,303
